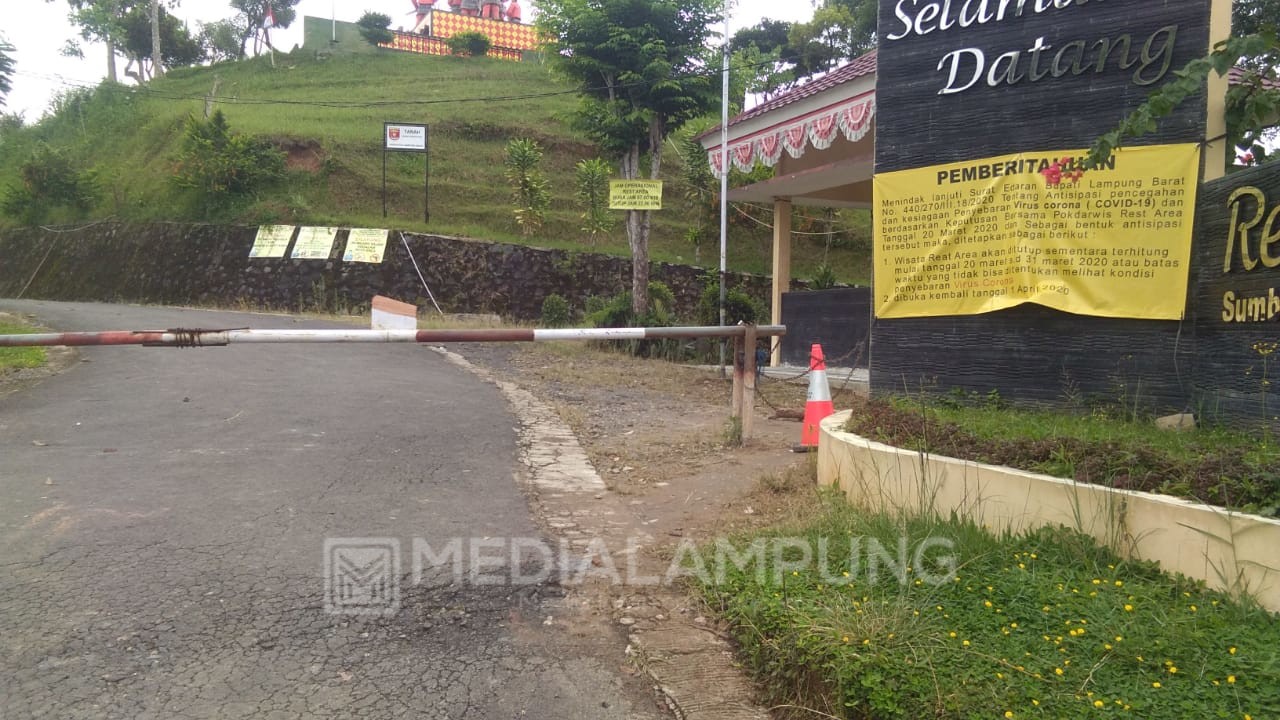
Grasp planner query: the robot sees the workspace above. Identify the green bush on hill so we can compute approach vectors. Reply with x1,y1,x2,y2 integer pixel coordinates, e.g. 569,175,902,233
172,110,285,217
447,32,491,57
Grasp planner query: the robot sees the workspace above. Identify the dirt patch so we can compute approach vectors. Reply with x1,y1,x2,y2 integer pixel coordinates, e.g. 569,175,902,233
277,138,326,173
448,342,851,716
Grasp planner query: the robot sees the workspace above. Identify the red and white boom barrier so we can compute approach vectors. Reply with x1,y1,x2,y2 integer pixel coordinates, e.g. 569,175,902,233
0,325,785,348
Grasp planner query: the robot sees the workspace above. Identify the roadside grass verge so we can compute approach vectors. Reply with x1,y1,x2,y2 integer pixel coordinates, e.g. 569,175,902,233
695,492,1280,720
0,321,47,372
844,396,1280,515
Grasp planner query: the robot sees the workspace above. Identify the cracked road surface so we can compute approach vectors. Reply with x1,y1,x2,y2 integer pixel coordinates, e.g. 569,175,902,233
0,301,662,719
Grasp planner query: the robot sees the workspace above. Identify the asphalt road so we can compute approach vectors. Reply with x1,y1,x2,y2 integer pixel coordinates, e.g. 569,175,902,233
0,301,659,719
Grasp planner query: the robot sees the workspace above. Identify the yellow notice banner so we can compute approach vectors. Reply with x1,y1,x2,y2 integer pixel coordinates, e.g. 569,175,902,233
873,143,1200,320
609,180,663,210
291,226,338,260
249,225,294,258
343,228,389,264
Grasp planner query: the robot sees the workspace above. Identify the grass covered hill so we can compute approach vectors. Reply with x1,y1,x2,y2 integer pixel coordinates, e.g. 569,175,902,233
0,47,871,283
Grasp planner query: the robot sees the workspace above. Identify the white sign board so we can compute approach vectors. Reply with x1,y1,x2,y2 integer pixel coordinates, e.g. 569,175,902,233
290,226,338,260
343,228,389,263
249,225,294,258
384,123,427,152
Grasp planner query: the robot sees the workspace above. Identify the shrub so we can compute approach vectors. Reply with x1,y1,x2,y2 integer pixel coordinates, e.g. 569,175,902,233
540,293,571,327
356,12,394,45
697,278,763,327
171,109,285,216
587,281,681,358
0,143,96,225
575,157,613,243
504,137,550,236
447,31,491,57
811,262,838,289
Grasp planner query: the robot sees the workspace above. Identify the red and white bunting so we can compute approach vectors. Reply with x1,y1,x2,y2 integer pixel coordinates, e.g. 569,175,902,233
708,95,876,178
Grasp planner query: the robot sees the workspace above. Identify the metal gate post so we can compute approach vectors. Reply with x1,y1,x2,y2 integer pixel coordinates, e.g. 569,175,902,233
742,323,757,442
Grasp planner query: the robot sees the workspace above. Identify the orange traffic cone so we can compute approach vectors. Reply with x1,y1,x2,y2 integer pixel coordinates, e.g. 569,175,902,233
794,344,834,452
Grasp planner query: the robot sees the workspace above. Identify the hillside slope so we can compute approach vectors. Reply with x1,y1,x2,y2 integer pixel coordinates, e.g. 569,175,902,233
0,47,870,283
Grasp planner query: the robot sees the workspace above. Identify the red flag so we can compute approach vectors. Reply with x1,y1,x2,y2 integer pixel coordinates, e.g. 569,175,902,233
264,3,277,28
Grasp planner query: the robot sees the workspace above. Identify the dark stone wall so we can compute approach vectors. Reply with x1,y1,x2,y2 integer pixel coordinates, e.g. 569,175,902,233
780,287,871,368
0,223,773,321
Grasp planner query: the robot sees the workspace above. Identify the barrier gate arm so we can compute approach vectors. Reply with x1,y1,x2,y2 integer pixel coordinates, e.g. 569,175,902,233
0,324,785,440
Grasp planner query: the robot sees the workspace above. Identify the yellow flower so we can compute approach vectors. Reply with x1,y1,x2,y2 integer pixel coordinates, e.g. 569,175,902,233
1227,675,1236,684
1115,635,1124,642
996,672,1004,679
1189,605,1198,612
1030,553,1037,559
1124,604,1134,612
1010,622,1018,628
962,639,970,647
1094,700,1104,708
984,600,993,608
1031,699,1039,706
1104,643,1113,651
1169,666,1178,674
842,636,849,643
1229,646,1237,655
1152,682,1161,688
1004,712,1014,719
949,631,957,638
1092,579,1102,585
1115,580,1123,587
1054,667,1064,676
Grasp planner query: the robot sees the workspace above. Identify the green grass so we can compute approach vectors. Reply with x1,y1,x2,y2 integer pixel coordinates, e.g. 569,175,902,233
0,49,872,284
696,494,1280,720
844,396,1280,514
0,322,47,372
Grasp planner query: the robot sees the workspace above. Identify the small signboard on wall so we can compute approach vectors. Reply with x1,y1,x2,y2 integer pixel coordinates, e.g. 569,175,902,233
290,226,338,260
343,228,389,263
249,225,295,258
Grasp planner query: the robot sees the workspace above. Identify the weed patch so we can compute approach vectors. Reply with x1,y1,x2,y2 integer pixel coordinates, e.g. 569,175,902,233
696,498,1280,719
0,321,47,372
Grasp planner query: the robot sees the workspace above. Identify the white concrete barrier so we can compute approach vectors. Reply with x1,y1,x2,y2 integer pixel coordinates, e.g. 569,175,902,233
817,410,1280,612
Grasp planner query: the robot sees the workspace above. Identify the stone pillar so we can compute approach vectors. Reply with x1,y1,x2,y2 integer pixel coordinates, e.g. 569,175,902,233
770,198,792,367
1202,0,1232,181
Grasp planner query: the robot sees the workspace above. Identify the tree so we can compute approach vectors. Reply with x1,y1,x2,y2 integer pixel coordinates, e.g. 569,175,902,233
730,19,800,103
1087,13,1279,167
0,37,13,109
356,12,394,47
786,0,877,79
52,0,131,83
228,0,301,57
119,3,203,80
538,0,720,316
198,19,246,63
